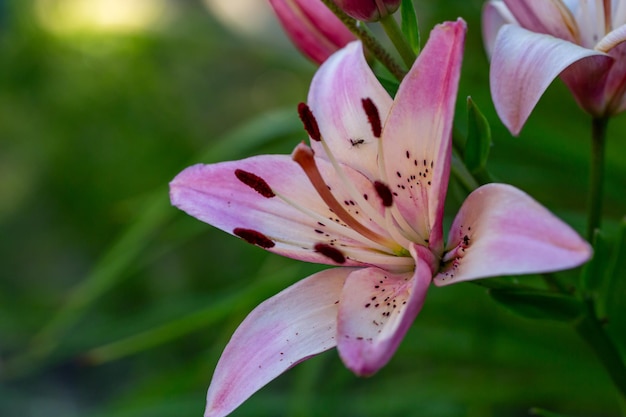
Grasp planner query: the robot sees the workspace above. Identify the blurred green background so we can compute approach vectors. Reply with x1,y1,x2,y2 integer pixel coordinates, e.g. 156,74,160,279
1,1,626,416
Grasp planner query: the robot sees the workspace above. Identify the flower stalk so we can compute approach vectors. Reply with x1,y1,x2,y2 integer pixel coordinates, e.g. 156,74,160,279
379,14,416,67
320,0,406,80
588,117,608,241
575,297,626,402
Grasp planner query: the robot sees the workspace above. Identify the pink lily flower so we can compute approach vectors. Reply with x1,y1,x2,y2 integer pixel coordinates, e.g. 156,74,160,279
269,0,356,64
333,0,401,22
484,0,626,135
170,19,591,417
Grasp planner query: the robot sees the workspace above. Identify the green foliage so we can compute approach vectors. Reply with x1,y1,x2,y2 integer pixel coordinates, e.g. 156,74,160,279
464,96,492,175
1,1,626,417
400,0,420,54
489,289,583,323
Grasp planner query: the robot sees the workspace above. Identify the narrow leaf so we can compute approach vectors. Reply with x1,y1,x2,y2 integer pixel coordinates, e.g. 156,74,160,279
465,97,492,174
400,0,420,54
12,109,304,376
530,407,578,417
489,289,583,322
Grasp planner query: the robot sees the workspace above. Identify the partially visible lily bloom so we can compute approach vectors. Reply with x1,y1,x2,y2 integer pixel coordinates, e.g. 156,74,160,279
171,19,591,417
334,0,401,21
483,0,626,134
269,0,356,64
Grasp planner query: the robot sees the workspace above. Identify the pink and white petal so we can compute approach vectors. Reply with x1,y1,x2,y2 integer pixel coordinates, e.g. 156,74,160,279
433,183,592,286
292,0,356,50
269,0,350,64
596,26,626,114
307,41,393,180
482,1,518,57
170,155,405,269
502,0,578,42
566,0,608,48
205,267,351,417
613,1,626,28
561,25,626,116
490,24,608,135
337,248,432,376
381,19,466,251
560,52,615,116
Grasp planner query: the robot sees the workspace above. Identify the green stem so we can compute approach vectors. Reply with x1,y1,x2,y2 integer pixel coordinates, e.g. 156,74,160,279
587,116,608,240
451,151,479,193
320,0,406,81
379,14,416,68
574,297,626,402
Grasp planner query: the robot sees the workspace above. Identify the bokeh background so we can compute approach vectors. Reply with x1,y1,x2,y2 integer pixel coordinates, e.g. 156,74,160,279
1,1,626,416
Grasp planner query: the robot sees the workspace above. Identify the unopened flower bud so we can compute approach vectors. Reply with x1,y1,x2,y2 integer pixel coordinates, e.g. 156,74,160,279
333,0,401,22
269,0,356,64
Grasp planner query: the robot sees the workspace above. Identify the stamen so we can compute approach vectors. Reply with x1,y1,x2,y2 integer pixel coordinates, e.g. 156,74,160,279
297,102,321,142
235,169,275,198
314,243,346,264
362,98,382,138
292,143,400,251
373,181,393,207
233,228,275,248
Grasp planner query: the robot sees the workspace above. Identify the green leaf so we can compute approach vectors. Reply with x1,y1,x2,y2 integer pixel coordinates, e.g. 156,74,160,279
400,0,420,54
530,407,577,417
8,108,304,377
464,97,492,174
489,289,583,322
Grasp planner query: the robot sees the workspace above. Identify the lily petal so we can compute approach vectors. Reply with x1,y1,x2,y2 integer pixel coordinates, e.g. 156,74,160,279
433,183,592,286
482,1,518,57
596,25,626,114
381,19,466,251
307,41,393,180
490,24,609,135
502,0,578,42
170,155,412,270
336,247,432,376
269,0,355,64
204,267,351,417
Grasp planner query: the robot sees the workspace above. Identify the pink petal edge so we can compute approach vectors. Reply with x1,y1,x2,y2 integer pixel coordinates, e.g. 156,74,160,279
336,246,432,376
204,267,352,417
490,24,607,135
307,41,393,180
381,18,466,251
434,183,592,286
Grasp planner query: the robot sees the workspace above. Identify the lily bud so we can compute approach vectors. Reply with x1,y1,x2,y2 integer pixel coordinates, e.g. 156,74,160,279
333,0,401,22
268,0,356,65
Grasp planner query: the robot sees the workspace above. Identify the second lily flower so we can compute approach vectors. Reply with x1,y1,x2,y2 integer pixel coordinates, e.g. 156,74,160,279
484,0,626,134
171,18,591,417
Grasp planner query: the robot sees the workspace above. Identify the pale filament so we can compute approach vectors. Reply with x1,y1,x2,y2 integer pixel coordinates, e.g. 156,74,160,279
292,143,405,254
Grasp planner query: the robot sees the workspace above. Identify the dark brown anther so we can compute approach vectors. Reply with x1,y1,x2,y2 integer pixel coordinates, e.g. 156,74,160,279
314,243,346,263
361,98,382,138
233,228,275,248
297,102,322,142
235,169,275,198
373,181,393,207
